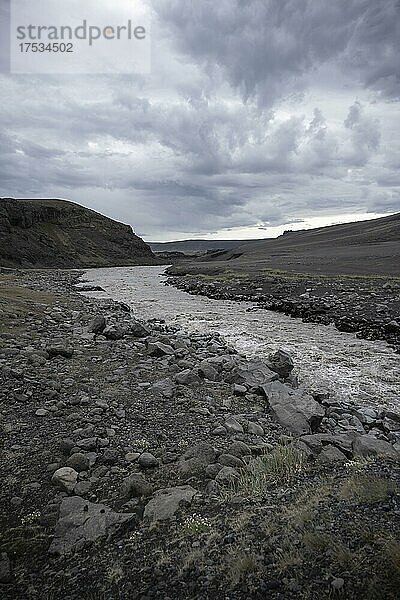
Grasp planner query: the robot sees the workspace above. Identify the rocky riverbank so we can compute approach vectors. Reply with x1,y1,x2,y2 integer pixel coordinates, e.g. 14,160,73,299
166,269,400,353
0,269,399,599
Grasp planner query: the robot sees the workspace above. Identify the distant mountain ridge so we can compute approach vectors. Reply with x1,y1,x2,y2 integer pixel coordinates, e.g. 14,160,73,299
212,213,400,276
0,198,155,268
149,239,261,254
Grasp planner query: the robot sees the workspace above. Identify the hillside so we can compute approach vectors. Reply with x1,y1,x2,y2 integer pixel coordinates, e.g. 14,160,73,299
0,198,155,268
207,213,400,276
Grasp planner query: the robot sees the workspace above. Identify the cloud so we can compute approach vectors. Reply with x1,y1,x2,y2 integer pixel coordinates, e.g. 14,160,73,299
0,0,399,238
154,0,400,104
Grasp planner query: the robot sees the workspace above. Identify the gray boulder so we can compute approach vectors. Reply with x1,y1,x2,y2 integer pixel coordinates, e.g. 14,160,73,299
148,342,175,357
46,346,74,359
49,496,134,555
227,441,252,458
226,358,278,389
130,320,150,338
224,416,244,434
247,422,264,435
262,381,325,436
299,433,355,456
152,378,175,399
215,466,240,484
66,453,90,473
175,369,201,386
144,486,197,521
266,350,294,379
88,315,106,334
120,474,153,498
218,453,245,469
316,444,348,464
178,442,217,476
51,467,78,493
353,435,399,459
103,325,124,340
198,360,220,381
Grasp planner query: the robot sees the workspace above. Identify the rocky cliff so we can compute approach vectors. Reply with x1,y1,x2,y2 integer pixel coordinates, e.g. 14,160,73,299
0,198,155,268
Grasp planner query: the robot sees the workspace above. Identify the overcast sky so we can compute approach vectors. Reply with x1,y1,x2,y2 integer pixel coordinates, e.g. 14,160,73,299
1,0,399,241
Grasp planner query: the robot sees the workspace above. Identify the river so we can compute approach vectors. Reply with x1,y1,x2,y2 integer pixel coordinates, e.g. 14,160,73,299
81,266,399,411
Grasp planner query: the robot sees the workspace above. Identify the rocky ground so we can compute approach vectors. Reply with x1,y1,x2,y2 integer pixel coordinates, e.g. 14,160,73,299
0,268,399,600
166,268,400,353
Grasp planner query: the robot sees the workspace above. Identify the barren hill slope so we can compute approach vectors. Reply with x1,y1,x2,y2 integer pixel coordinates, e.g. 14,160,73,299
0,198,155,268
211,213,400,276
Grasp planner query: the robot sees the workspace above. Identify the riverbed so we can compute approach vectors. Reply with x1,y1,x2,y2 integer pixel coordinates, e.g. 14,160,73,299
81,266,400,410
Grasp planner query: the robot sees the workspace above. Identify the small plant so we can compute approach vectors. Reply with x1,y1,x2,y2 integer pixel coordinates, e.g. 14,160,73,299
182,514,212,536
0,524,49,556
224,547,261,588
343,455,374,471
274,544,303,575
127,530,142,542
177,439,189,450
106,562,124,585
381,535,400,582
339,475,398,504
21,510,41,525
226,445,306,498
134,438,150,450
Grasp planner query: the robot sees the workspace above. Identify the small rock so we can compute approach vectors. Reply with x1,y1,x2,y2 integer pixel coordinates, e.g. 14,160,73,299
66,453,90,472
102,449,119,465
219,453,245,469
224,417,244,434
46,346,74,359
178,442,217,476
227,441,252,457
35,408,49,417
205,463,223,478
233,384,247,396
125,452,140,462
148,342,174,357
212,426,227,436
316,444,347,464
59,438,75,454
74,481,92,496
77,438,97,451
198,361,219,381
204,480,220,496
138,452,159,469
152,378,175,399
247,422,264,435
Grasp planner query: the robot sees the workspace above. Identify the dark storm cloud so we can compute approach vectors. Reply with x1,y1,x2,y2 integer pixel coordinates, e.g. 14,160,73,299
0,0,399,238
154,0,400,104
